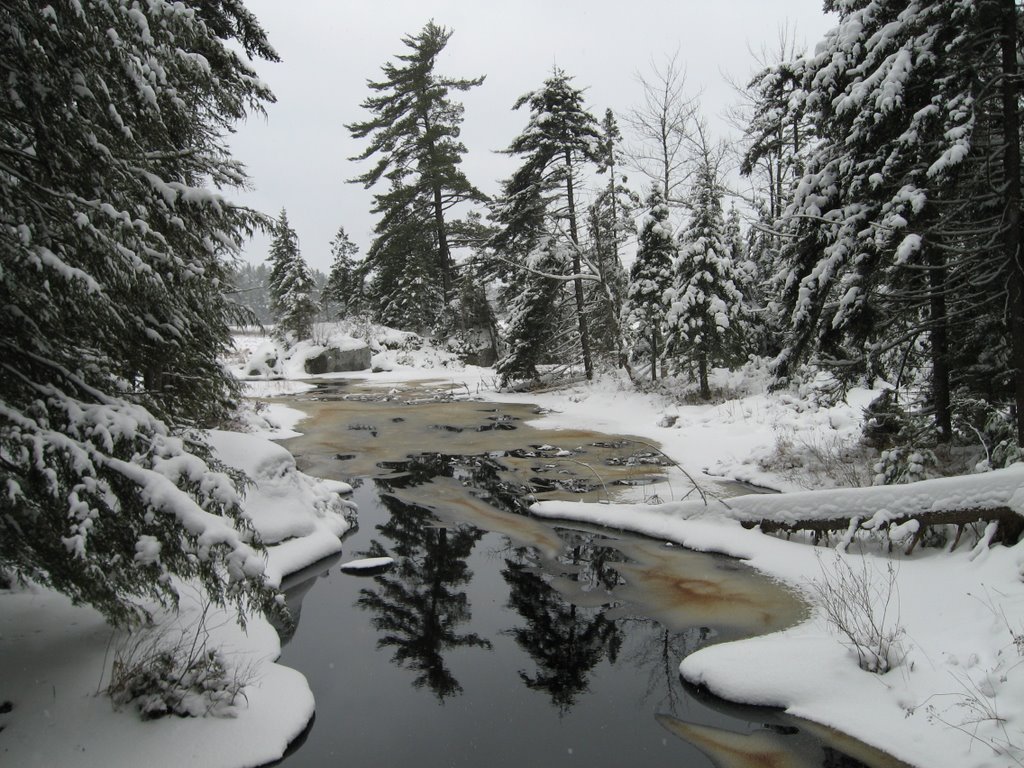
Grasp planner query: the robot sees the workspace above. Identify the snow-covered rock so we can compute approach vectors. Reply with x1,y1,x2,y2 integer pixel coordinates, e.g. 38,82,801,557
206,430,355,585
303,343,371,374
339,556,395,574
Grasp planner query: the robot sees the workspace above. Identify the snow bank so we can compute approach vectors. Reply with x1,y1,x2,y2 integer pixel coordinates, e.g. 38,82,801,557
531,473,1024,768
0,423,356,768
230,323,494,390
339,556,395,573
0,586,314,768
207,430,355,585
234,336,370,380
535,463,1024,530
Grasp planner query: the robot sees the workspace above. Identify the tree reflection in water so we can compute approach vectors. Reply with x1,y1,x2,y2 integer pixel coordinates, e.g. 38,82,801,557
621,621,712,715
502,529,626,713
355,492,491,701
354,452,717,718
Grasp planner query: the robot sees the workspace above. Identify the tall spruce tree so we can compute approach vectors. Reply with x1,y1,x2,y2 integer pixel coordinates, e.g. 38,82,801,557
666,140,748,399
347,21,485,329
322,226,363,318
365,182,441,333
588,109,638,369
267,210,316,341
734,39,816,360
769,0,1024,446
0,0,281,624
594,109,635,268
625,189,677,381
493,68,602,380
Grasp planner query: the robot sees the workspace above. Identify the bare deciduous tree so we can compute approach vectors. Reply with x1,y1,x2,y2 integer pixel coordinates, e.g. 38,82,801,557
625,51,698,214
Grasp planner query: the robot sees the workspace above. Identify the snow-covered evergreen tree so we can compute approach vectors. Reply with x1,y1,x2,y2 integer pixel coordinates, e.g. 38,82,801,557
375,248,440,334
492,68,602,380
1,0,281,624
587,109,639,366
770,0,1024,444
625,189,676,381
449,259,500,365
724,204,766,354
495,245,565,387
267,210,317,341
322,226,364,319
347,21,485,325
735,40,817,362
739,55,811,225
594,109,637,265
666,144,749,399
363,182,441,333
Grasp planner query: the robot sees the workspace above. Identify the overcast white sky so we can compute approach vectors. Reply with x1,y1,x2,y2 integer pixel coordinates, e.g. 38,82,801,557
228,1,835,273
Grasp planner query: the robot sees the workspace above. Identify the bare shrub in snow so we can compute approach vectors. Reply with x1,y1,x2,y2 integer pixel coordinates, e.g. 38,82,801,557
810,554,906,673
761,426,873,489
309,322,332,347
912,593,1024,763
107,606,254,720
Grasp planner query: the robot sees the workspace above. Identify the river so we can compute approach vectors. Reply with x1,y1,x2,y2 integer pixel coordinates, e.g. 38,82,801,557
269,378,910,768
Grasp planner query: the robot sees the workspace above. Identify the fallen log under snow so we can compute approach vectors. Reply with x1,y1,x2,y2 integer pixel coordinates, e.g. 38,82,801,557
533,463,1024,553
742,505,1024,552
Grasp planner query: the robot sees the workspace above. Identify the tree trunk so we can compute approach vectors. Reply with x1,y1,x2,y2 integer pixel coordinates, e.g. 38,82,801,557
651,330,658,382
926,243,952,441
698,351,710,399
594,231,636,381
420,109,453,315
774,123,784,221
999,0,1024,445
608,160,620,265
432,183,453,306
565,150,594,380
661,129,671,205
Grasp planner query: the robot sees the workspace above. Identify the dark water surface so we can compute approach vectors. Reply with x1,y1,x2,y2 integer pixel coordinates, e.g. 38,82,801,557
270,380,909,768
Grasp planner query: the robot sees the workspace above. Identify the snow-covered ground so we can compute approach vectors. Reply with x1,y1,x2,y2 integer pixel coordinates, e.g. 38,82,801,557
7,322,1024,768
471,374,1024,768
0,402,354,768
229,323,497,393
231,324,1024,768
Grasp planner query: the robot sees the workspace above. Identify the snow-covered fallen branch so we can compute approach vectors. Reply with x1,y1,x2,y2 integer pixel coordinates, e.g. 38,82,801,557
623,464,1024,550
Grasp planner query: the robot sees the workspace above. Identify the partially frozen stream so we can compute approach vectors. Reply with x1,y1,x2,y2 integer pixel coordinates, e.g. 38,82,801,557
269,379,909,768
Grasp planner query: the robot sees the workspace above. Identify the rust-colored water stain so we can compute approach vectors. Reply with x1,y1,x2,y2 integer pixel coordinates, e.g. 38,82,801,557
260,378,910,768
792,718,913,768
603,539,806,636
272,380,806,635
274,382,671,504
657,712,913,768
657,715,816,768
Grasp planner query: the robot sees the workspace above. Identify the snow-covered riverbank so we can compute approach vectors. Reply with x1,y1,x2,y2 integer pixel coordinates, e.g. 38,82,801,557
0,404,354,768
481,376,1024,768
296,346,1024,768
7,323,1024,768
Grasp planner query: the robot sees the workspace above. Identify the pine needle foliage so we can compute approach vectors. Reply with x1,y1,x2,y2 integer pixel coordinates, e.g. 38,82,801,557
1,0,282,625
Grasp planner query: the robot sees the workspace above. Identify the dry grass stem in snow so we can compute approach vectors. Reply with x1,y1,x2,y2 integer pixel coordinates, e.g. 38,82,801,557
106,603,256,720
924,672,1024,766
761,426,873,489
810,554,906,673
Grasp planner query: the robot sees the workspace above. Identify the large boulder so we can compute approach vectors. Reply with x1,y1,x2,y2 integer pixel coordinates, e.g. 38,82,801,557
461,345,498,367
304,344,371,374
